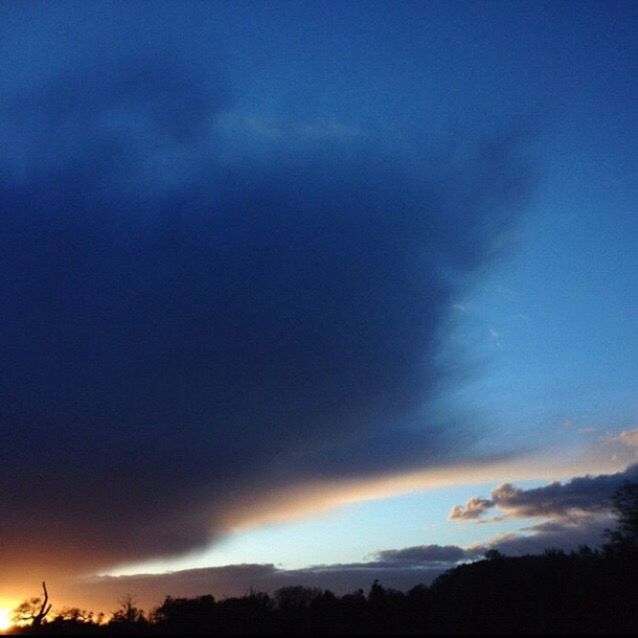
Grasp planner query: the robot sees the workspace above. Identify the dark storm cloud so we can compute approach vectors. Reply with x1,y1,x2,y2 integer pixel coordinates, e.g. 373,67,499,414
450,465,638,522
0,20,534,577
374,544,469,565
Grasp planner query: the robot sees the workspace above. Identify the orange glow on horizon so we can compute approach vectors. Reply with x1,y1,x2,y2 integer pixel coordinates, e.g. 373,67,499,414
221,448,625,534
0,608,13,633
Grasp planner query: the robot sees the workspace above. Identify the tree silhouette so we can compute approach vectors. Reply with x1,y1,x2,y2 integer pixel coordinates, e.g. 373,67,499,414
4,562,638,635
55,607,97,624
12,582,52,628
604,480,638,557
111,594,146,625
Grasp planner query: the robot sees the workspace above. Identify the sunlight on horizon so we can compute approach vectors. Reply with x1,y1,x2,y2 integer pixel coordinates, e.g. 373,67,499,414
0,608,13,633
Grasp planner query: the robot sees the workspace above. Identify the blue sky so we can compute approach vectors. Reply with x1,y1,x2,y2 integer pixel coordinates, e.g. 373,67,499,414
110,480,548,575
1,0,637,608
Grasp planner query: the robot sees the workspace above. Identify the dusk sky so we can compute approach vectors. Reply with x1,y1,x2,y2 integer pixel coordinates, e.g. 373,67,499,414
1,0,638,614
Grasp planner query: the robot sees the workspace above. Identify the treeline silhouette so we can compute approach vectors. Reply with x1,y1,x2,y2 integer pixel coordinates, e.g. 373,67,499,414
10,482,638,635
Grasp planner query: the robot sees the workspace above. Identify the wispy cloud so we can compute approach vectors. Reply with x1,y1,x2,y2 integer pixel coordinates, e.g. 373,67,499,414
605,428,638,449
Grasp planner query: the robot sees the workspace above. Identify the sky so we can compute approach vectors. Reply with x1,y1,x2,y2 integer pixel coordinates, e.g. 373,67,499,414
1,0,638,614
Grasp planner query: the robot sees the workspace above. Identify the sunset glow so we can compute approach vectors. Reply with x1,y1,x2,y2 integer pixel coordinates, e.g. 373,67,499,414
0,608,13,633
1,1,638,632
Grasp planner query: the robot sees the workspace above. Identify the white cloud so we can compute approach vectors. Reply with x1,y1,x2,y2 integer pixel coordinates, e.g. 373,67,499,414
606,428,638,449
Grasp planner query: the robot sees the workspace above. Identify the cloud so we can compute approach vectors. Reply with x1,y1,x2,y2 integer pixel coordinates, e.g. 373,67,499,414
471,515,613,557
36,462,634,612
449,497,494,521
374,544,471,565
450,465,638,522
54,519,611,612
0,8,534,583
52,562,449,613
606,428,638,449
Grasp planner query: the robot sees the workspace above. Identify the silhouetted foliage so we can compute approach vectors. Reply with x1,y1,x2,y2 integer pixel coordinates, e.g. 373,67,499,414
9,552,638,635
112,595,145,624
483,548,503,561
604,480,638,558
12,582,52,629
10,483,638,634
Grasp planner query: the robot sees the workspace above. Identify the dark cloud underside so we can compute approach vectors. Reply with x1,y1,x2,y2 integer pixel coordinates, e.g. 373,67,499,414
0,33,533,577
